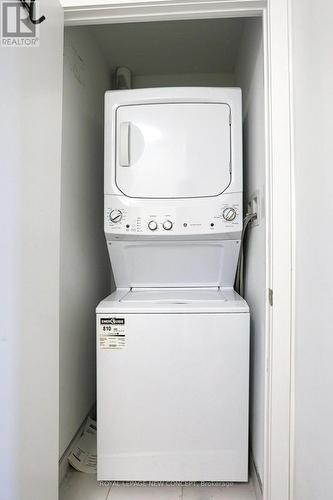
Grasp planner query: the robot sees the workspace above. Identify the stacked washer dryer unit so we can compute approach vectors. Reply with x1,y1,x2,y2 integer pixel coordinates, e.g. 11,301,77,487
97,88,249,482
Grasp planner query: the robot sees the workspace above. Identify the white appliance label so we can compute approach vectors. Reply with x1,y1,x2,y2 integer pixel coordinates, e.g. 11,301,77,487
99,317,126,350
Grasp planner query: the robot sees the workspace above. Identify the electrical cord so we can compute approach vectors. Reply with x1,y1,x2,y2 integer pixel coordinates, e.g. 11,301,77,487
234,212,258,297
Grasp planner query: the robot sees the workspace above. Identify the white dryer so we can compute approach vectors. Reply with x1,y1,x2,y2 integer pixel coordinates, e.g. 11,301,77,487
97,88,249,482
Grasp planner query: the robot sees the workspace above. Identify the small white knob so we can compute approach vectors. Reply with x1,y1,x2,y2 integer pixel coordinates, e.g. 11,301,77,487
223,207,237,222
162,220,173,231
148,220,158,231
109,209,122,223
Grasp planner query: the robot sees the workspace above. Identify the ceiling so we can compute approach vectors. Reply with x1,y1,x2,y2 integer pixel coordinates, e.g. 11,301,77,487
89,18,246,76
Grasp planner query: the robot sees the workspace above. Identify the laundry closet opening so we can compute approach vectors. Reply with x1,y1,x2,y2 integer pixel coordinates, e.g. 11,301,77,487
60,15,266,499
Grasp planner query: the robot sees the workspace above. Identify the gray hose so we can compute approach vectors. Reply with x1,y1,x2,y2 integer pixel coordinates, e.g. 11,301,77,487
234,212,258,296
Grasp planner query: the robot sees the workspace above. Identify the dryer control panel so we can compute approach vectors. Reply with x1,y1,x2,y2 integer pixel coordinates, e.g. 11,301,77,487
104,193,242,239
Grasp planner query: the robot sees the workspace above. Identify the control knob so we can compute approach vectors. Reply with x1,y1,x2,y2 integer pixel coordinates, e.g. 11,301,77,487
148,220,158,231
109,209,122,223
223,207,237,222
162,220,173,231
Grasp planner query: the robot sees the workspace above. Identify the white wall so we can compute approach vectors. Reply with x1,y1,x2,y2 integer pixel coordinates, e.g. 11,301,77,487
291,2,333,499
235,17,266,485
59,27,111,457
133,72,235,88
0,1,63,499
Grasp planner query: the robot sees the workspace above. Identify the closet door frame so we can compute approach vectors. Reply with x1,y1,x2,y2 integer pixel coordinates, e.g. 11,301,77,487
63,1,295,499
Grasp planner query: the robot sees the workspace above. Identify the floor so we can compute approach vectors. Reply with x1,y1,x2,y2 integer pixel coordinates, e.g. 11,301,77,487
59,468,257,500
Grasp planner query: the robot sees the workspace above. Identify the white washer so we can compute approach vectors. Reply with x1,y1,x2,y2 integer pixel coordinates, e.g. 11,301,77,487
97,88,249,481
97,288,249,482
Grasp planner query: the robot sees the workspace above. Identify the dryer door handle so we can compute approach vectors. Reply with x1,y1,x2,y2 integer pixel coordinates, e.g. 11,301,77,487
119,122,130,167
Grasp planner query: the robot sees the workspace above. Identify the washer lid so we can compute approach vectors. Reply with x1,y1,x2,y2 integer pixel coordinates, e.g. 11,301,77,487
120,288,227,304
96,288,250,313
115,102,231,198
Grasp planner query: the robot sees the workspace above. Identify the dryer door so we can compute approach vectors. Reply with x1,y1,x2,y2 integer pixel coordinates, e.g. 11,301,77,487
115,103,231,198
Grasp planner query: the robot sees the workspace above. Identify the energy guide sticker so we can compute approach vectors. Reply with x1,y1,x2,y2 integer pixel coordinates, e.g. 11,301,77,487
99,317,126,350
